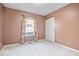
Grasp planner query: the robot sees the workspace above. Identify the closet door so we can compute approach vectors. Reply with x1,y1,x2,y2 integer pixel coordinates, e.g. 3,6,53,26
45,17,55,42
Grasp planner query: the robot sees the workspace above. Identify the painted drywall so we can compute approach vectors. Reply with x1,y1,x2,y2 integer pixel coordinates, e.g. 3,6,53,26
3,8,22,45
36,16,45,40
3,8,45,45
0,4,3,48
46,3,79,50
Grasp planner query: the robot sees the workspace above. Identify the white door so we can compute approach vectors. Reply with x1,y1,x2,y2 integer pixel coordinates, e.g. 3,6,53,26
45,17,55,42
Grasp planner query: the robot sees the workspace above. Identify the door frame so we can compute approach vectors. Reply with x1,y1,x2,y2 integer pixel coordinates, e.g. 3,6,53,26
45,17,56,42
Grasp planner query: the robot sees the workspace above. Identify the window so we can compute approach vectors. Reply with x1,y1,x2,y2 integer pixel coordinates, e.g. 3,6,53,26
22,17,35,37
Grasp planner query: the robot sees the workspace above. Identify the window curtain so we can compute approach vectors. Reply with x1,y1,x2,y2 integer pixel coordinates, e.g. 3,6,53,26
33,16,38,42
20,14,27,44
20,15,38,44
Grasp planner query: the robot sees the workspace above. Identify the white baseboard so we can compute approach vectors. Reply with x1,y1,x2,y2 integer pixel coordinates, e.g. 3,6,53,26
3,43,20,48
55,43,79,53
2,39,45,48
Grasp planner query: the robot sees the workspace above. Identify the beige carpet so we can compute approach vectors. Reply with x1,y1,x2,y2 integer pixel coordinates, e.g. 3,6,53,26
0,40,79,56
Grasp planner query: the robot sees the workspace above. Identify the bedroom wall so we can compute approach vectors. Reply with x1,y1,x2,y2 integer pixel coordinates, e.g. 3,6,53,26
46,3,79,50
3,8,22,45
0,4,3,48
3,8,45,45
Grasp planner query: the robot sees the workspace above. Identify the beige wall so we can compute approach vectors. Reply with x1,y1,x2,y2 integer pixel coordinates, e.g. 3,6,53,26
3,8,45,45
3,8,22,45
46,3,79,50
36,16,45,40
0,4,3,48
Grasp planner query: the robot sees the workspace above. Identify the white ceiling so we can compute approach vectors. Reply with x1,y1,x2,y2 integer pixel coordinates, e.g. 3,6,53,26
3,3,69,16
